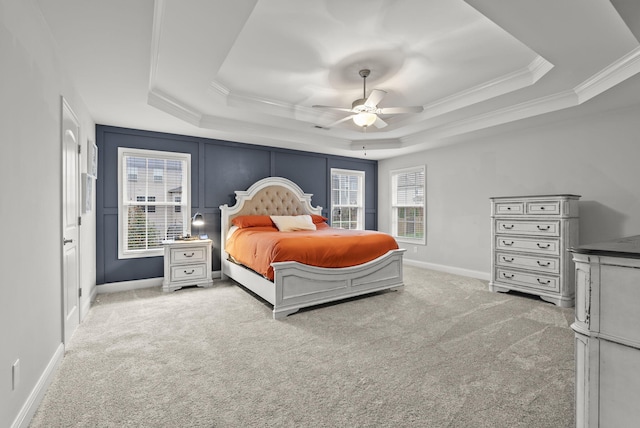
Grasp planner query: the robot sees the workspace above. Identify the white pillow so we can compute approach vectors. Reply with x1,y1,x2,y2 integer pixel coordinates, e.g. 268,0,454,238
270,215,316,232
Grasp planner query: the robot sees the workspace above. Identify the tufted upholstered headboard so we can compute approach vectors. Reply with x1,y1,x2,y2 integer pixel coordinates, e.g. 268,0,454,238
230,185,313,219
219,177,323,256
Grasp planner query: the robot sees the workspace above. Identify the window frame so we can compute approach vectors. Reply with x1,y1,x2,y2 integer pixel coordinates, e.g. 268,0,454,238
390,165,426,244
117,147,191,259
330,168,365,230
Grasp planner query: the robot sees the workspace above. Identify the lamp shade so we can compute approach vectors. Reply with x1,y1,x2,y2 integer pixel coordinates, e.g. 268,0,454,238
352,112,377,127
191,212,204,226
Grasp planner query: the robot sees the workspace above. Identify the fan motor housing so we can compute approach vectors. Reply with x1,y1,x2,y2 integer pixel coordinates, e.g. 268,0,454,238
352,98,375,113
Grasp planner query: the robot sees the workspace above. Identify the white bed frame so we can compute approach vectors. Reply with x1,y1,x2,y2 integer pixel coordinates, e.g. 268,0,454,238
219,177,405,319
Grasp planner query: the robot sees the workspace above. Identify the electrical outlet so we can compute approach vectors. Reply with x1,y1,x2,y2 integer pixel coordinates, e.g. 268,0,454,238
12,359,20,390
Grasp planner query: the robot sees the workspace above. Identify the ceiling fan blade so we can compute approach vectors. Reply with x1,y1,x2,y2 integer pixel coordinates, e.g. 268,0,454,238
312,105,354,113
326,115,356,128
377,106,424,115
373,116,388,129
364,89,387,108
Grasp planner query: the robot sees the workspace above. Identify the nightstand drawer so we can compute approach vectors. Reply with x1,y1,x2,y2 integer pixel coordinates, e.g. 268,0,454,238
496,252,559,274
496,220,559,237
170,263,208,282
496,268,560,292
170,247,206,263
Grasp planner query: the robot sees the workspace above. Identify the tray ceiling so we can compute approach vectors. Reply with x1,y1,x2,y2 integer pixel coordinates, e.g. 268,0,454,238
38,0,640,159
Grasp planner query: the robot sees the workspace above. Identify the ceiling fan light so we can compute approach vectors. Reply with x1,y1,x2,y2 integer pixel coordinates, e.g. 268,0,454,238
353,112,376,127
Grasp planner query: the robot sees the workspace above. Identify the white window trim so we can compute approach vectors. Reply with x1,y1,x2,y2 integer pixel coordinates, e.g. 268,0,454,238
330,168,365,230
117,147,191,259
391,165,426,245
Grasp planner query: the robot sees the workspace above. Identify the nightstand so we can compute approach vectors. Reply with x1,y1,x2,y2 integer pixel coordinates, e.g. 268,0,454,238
162,239,213,292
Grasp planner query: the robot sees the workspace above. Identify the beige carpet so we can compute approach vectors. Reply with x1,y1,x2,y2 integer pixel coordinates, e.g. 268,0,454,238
30,266,575,427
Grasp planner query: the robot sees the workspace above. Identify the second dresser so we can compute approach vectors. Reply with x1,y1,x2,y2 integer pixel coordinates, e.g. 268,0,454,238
489,194,580,307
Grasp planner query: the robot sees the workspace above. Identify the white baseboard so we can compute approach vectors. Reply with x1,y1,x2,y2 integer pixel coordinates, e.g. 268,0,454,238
98,271,223,294
404,259,490,282
11,343,64,428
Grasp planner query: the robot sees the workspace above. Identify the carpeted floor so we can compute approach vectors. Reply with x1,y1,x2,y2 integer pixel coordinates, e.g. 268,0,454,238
30,266,575,427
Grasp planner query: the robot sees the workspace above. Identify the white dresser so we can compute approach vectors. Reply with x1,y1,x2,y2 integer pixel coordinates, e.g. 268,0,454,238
162,239,214,292
489,194,580,307
571,236,640,428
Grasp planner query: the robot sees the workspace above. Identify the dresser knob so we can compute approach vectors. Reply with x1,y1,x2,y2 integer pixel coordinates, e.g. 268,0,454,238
502,241,514,246
184,269,195,275
502,257,514,262
537,261,551,267
537,225,550,231
502,224,514,229
502,273,515,279
184,252,195,257
537,278,550,285
537,243,551,249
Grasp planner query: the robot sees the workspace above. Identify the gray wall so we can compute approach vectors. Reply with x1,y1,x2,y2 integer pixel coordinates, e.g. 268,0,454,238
96,125,378,285
1,0,96,425
378,103,640,279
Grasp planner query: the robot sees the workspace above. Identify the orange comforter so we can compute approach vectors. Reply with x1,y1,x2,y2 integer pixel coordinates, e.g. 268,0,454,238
225,223,399,281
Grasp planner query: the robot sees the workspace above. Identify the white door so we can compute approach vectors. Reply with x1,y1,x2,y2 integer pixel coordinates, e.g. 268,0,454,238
62,98,80,343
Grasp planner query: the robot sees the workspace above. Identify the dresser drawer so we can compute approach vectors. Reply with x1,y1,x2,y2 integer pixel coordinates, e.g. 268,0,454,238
496,252,559,274
170,247,207,263
526,200,560,215
495,202,524,215
170,263,208,282
496,220,559,237
496,268,560,292
496,236,560,255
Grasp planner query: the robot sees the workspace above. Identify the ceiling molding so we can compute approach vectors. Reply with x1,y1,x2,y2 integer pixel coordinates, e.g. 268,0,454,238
148,0,165,92
147,88,201,126
209,80,230,97
574,46,640,103
422,56,554,119
401,90,577,147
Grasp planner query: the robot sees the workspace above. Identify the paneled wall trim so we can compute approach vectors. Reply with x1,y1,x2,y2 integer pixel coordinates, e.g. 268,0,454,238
96,125,377,284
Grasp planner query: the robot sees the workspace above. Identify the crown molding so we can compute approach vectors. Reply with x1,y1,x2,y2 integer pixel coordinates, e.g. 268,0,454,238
148,0,165,91
147,88,201,126
420,56,553,120
574,46,640,103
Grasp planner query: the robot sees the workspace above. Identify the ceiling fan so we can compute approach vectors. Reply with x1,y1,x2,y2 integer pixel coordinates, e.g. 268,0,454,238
313,69,424,129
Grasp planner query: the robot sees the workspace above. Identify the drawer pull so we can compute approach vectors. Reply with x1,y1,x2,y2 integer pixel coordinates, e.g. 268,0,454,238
502,241,514,246
537,261,551,267
537,278,550,285
183,252,195,258
502,257,514,262
502,273,515,279
184,269,195,275
537,225,550,231
502,224,514,229
536,243,551,249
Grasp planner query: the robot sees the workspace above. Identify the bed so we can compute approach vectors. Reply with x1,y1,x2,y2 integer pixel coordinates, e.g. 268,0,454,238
219,177,406,319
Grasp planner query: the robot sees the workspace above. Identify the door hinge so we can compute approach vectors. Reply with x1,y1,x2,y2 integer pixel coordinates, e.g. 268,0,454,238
78,216,82,226
78,144,81,154
79,288,82,298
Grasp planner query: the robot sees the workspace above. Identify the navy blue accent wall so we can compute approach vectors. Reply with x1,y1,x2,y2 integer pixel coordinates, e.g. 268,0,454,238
96,125,378,285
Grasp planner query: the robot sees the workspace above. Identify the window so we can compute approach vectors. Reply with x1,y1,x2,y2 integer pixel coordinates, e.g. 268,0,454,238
391,166,425,243
118,148,190,259
153,168,164,182
127,166,138,182
331,168,365,230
